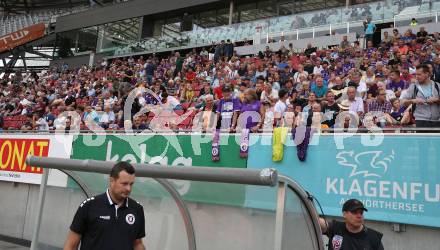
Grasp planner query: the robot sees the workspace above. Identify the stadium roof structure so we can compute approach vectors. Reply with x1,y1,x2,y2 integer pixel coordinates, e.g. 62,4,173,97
0,0,119,14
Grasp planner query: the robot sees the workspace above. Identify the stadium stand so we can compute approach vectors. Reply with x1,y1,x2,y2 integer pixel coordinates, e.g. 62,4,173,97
0,6,89,36
1,0,439,133
110,0,436,56
1,20,439,132
1,1,440,250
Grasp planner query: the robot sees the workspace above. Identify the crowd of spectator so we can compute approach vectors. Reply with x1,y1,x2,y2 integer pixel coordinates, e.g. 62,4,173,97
0,25,440,133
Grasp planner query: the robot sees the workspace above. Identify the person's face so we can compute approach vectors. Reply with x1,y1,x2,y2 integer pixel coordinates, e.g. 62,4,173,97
335,77,342,85
392,99,400,109
205,96,214,105
390,72,399,81
416,68,429,83
347,88,356,99
343,209,364,229
377,83,385,90
326,93,335,102
290,92,297,100
264,84,272,92
378,91,386,102
351,74,361,83
255,83,263,91
223,90,232,99
134,117,142,126
312,104,321,112
428,64,434,73
109,170,135,201
303,83,310,90
244,91,252,102
316,78,323,87
309,93,316,102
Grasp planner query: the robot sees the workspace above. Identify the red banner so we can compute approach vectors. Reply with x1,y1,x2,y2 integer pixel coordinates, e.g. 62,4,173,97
0,23,46,53
0,139,50,174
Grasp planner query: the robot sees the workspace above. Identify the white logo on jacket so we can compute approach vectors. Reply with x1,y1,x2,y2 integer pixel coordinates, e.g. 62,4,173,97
126,214,135,225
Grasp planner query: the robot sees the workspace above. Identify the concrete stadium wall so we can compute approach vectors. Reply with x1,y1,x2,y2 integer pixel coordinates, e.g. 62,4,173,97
1,180,440,250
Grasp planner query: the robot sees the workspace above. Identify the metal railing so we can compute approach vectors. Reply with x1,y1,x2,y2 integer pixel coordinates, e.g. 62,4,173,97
26,156,324,250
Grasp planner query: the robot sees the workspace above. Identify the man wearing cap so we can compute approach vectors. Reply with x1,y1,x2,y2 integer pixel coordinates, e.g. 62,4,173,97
319,199,383,250
216,85,241,132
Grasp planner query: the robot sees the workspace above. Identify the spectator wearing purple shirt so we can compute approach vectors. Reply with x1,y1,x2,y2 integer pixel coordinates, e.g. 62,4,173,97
240,89,264,132
321,61,331,82
342,58,354,75
216,85,241,132
387,70,406,97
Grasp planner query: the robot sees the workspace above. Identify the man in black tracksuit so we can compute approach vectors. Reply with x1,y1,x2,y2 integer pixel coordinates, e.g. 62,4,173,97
64,162,146,250
319,199,384,250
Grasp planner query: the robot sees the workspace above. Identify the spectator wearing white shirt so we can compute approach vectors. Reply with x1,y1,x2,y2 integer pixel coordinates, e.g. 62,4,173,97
346,86,364,116
33,112,49,131
53,106,67,130
103,91,118,108
313,60,324,75
293,65,308,84
274,89,289,127
260,82,279,104
99,105,116,129
161,92,182,110
255,65,268,79
377,81,396,101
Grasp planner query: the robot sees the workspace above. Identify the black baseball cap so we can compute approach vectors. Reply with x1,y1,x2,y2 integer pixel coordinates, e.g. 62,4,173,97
342,199,368,212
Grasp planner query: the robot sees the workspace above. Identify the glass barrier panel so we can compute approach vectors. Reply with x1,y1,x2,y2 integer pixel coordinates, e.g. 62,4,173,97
394,11,437,26
34,170,89,250
282,185,320,250
179,180,278,250
130,177,190,250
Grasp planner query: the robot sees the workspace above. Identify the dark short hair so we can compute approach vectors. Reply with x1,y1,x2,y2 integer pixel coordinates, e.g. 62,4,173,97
416,64,431,74
110,162,135,179
390,69,400,75
278,89,288,99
